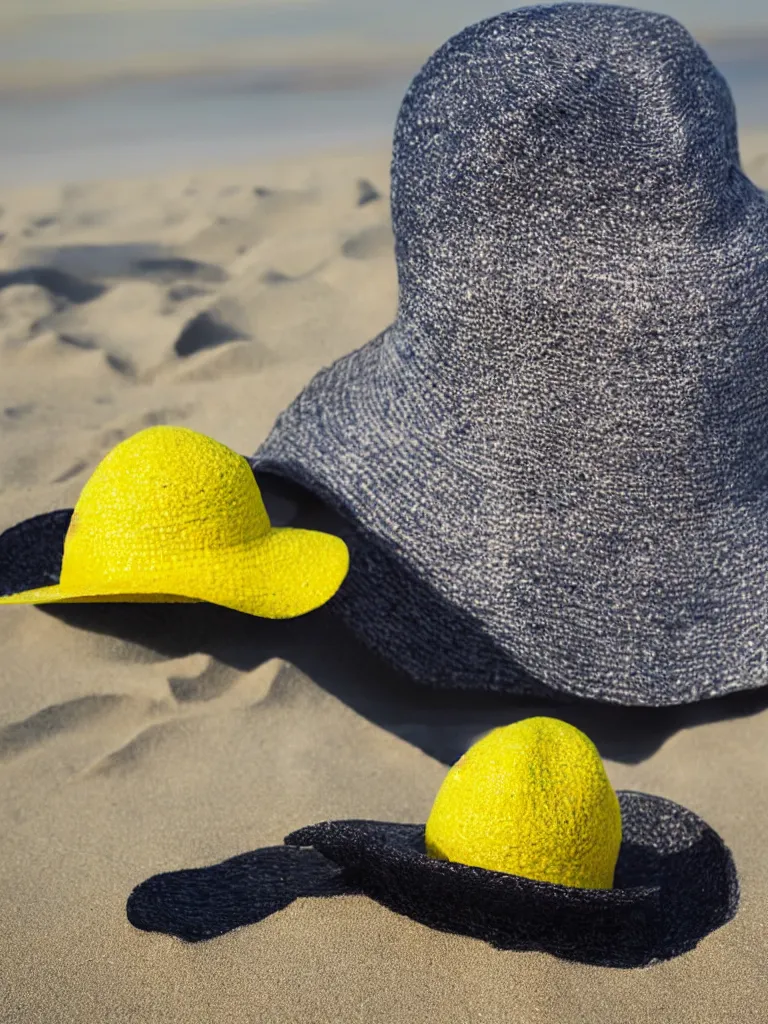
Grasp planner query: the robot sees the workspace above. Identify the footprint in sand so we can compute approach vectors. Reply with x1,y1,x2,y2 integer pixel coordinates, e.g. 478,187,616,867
131,256,226,286
21,244,226,287
168,658,242,703
171,339,273,382
52,459,89,484
22,215,59,237
89,661,279,776
164,283,211,305
356,178,382,207
58,333,97,351
341,224,395,261
252,187,315,211
3,403,35,422
12,248,232,379
173,306,247,358
260,269,296,285
0,266,104,304
0,284,60,349
89,719,188,777
0,694,128,762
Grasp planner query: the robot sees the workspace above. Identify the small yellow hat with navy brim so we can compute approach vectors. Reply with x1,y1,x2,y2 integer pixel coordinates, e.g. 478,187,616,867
0,425,349,618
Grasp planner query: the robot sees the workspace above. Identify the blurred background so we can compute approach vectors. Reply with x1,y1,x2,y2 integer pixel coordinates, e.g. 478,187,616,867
0,0,767,186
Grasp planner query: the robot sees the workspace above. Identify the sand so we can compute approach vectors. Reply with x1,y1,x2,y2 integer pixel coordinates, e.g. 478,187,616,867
1,136,768,1023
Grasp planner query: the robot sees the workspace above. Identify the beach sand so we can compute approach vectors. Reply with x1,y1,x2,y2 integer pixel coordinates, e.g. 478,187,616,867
1,135,768,1023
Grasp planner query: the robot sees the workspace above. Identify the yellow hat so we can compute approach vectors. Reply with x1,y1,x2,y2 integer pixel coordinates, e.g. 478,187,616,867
0,425,349,618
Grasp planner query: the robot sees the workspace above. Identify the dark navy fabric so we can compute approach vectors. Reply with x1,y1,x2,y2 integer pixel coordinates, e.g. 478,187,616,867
253,4,768,704
286,791,740,968
0,510,70,597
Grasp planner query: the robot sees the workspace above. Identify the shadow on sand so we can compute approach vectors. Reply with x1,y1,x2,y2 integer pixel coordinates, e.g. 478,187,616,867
3,473,768,766
127,845,353,943
127,792,739,969
0,477,750,964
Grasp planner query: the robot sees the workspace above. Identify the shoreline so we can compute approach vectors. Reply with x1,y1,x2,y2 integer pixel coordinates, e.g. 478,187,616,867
0,39,429,101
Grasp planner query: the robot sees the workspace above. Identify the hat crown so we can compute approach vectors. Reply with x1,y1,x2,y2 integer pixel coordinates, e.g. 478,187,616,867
386,3,768,504
425,717,621,888
61,426,269,586
391,3,748,349
393,4,739,295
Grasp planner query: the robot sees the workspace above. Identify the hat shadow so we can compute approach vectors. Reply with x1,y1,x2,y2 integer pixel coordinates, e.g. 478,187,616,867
23,473,768,767
126,845,353,943
280,790,739,968
126,804,737,968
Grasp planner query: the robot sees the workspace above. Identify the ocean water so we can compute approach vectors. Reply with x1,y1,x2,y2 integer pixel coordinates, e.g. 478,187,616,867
1,1,766,64
0,2,766,186
0,74,410,185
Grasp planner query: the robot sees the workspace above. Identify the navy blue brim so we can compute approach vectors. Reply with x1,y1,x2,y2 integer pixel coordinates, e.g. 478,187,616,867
285,791,739,968
0,510,71,597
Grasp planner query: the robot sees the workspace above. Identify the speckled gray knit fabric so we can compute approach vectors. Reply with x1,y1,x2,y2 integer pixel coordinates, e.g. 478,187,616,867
252,3,768,704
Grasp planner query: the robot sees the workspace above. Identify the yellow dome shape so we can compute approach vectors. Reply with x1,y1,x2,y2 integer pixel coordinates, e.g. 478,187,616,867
425,717,622,889
0,425,349,618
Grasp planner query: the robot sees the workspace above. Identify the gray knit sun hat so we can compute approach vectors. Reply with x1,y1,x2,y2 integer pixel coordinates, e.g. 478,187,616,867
252,3,768,705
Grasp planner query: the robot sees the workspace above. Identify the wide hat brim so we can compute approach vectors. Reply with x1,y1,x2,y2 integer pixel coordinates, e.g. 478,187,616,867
0,508,349,620
248,4,768,707
253,334,553,687
285,791,739,968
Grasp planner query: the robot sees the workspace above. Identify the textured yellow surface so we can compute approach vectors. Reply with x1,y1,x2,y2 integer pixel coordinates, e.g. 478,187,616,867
425,717,622,889
0,426,349,618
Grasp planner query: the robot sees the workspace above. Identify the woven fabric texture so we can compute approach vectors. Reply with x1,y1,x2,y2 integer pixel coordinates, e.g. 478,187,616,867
0,510,71,597
425,717,622,888
286,791,739,968
0,427,349,618
252,2,768,703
